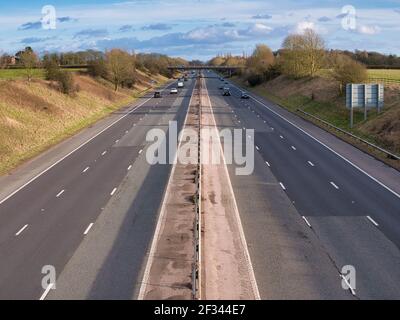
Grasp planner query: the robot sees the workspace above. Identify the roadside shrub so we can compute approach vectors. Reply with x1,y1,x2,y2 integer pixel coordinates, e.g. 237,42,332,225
88,58,108,78
332,54,368,94
263,64,282,81
246,73,263,87
44,59,60,81
56,70,75,95
122,77,136,89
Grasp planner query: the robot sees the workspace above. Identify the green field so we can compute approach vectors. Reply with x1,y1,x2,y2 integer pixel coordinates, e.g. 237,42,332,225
0,69,45,80
0,68,86,80
368,69,400,82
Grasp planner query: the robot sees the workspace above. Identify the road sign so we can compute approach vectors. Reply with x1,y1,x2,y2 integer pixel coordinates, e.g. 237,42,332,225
346,84,384,128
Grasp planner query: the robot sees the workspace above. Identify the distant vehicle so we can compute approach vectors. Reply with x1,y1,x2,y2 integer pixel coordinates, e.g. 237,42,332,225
154,91,161,98
184,78,188,82
241,92,250,99
223,88,231,96
170,88,178,94
178,82,184,88
219,85,224,90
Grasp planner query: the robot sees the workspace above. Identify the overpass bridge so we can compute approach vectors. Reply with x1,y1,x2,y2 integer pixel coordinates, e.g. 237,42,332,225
167,65,243,77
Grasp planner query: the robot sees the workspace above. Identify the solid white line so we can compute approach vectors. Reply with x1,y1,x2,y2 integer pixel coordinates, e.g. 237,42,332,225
101,150,107,156
139,149,143,154
367,215,379,227
84,223,94,235
39,283,55,300
330,181,339,189
56,189,65,198
0,82,175,206
279,182,286,190
340,274,356,296
302,216,312,228
265,161,270,167
15,224,28,236
82,167,90,173
291,146,297,150
229,85,400,200
110,187,117,196
127,165,132,171
308,161,315,167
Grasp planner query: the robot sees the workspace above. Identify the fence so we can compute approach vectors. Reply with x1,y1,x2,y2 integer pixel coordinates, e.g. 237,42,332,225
368,77,400,85
297,109,400,161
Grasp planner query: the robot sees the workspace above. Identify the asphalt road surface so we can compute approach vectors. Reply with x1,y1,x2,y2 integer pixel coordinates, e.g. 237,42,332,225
205,71,400,299
1,71,400,300
0,78,196,299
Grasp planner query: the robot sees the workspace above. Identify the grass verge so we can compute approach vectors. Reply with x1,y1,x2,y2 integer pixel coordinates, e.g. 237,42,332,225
0,76,168,175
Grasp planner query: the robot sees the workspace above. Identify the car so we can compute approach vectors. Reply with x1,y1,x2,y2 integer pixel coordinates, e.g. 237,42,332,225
184,78,188,82
223,88,231,96
154,91,161,98
241,92,250,99
178,82,184,88
170,88,178,94
219,85,224,90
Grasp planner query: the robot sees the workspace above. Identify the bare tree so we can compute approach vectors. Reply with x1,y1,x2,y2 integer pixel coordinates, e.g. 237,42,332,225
281,29,325,78
246,44,275,73
302,29,325,77
105,49,135,91
20,50,38,81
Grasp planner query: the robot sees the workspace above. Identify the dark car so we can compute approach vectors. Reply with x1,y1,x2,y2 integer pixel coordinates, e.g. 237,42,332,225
154,91,161,98
241,92,250,99
223,88,231,96
219,85,224,90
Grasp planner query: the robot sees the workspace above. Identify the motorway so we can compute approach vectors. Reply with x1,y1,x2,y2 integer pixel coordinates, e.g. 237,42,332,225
0,78,196,299
205,72,400,299
1,70,400,300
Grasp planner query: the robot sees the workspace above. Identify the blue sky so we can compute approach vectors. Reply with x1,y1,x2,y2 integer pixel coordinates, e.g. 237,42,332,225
1,0,399,60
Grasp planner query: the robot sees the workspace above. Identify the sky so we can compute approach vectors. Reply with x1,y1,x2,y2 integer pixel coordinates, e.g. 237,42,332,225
0,0,399,60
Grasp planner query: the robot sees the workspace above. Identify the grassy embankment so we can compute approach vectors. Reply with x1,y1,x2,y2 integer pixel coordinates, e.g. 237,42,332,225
0,70,168,174
231,69,400,170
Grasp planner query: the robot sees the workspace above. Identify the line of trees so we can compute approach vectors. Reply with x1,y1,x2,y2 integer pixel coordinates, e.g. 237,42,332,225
209,29,369,93
1,46,188,94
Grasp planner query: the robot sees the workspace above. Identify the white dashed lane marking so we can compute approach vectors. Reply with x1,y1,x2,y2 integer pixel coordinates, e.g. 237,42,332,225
15,224,28,236
56,190,65,198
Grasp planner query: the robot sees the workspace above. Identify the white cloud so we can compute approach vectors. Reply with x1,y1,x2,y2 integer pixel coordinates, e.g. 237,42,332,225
293,21,316,34
245,23,273,36
358,25,381,35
